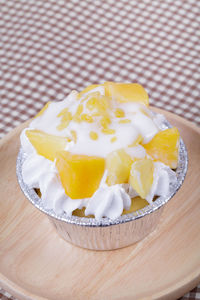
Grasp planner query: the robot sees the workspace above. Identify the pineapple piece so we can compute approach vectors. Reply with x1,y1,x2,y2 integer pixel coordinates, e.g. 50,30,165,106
78,82,149,106
143,127,180,169
56,151,105,199
123,196,149,214
104,82,149,106
26,130,68,161
129,158,154,199
106,149,133,185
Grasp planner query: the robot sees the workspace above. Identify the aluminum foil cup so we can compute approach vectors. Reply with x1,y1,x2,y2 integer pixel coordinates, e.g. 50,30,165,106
16,121,188,251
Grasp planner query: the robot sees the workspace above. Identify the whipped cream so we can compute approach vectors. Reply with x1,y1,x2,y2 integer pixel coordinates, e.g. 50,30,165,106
29,88,159,157
21,86,177,220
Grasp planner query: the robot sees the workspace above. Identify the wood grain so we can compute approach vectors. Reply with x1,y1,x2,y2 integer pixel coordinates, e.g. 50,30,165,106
0,109,200,300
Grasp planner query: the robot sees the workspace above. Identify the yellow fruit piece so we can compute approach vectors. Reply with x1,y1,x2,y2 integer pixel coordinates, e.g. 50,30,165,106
34,101,51,118
81,113,94,123
86,95,98,111
104,82,149,106
57,108,72,131
106,149,133,185
86,94,109,117
110,136,117,143
56,151,105,199
100,115,111,128
129,158,154,199
76,104,84,115
26,130,68,161
143,127,180,169
73,104,83,123
78,84,100,99
115,108,125,118
57,107,69,118
118,119,131,124
102,128,116,135
90,131,98,140
100,115,115,135
123,196,149,214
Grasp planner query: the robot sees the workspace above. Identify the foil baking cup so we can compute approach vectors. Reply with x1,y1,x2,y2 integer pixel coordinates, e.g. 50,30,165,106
16,120,188,250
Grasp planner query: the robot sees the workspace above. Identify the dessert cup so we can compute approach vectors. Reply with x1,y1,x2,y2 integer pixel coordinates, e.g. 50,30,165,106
17,119,188,250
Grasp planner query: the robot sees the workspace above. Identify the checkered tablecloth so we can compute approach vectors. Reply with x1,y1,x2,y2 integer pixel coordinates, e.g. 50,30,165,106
0,0,199,299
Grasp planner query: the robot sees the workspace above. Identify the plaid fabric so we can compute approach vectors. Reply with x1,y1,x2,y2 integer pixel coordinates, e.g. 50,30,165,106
0,0,199,139
181,287,200,300
0,0,199,299
1,286,200,300
0,289,18,300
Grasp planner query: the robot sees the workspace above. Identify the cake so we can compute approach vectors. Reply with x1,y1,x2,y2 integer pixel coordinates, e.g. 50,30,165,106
20,82,180,220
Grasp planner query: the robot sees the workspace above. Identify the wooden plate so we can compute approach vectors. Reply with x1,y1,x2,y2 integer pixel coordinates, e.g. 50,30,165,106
0,108,200,300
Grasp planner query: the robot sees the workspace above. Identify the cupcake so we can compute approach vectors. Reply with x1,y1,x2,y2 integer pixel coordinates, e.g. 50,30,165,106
17,82,187,250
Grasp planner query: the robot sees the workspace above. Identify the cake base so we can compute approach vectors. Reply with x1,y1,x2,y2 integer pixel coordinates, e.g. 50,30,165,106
0,108,200,300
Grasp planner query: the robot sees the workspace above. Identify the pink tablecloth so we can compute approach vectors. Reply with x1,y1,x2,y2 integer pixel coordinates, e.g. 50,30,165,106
0,0,199,299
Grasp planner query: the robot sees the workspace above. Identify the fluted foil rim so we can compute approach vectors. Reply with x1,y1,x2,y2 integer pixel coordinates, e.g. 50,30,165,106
16,119,188,227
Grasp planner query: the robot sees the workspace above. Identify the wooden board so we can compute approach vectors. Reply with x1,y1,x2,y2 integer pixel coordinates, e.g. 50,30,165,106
0,109,200,300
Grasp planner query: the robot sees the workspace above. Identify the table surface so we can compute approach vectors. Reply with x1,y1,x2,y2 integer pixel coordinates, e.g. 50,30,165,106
0,0,199,299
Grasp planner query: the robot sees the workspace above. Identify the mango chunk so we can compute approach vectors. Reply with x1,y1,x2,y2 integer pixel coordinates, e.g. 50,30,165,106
26,130,68,161
129,158,154,199
143,127,180,169
104,82,149,106
56,151,105,199
106,149,133,185
78,82,149,106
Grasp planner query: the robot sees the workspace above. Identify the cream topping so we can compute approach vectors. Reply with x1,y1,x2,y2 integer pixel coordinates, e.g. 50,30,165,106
20,87,177,220
85,185,131,220
28,89,159,158
21,150,176,220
